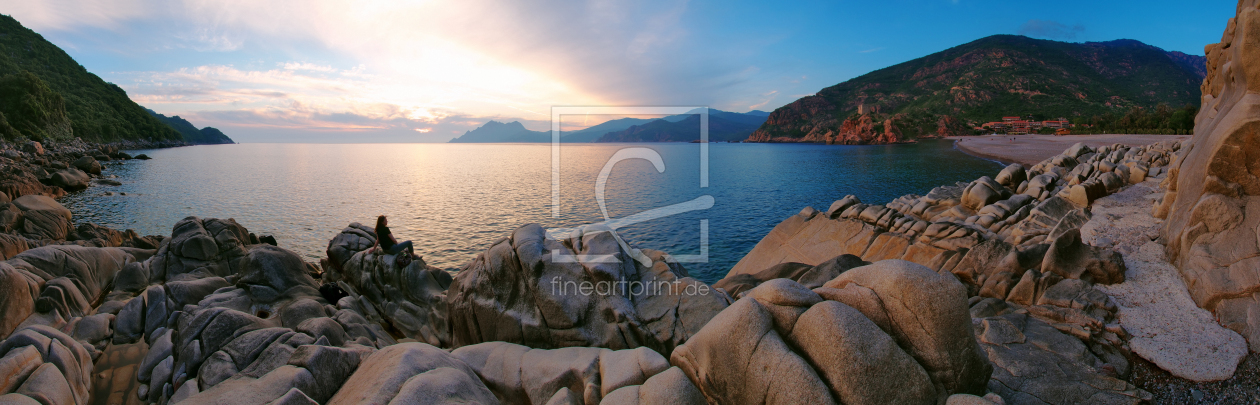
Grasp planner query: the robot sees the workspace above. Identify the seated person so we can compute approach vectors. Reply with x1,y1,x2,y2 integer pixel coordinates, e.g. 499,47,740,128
374,215,415,258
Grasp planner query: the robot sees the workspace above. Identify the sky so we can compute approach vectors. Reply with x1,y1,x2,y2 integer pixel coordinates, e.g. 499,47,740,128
0,0,1239,143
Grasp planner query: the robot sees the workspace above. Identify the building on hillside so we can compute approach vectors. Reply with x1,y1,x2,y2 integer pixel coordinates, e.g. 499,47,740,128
983,116,1073,134
1043,120,1070,129
981,122,1011,132
1010,120,1045,134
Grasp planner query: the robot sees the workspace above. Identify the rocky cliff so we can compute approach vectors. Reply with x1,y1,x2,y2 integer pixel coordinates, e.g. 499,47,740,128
747,111,912,144
1155,0,1260,353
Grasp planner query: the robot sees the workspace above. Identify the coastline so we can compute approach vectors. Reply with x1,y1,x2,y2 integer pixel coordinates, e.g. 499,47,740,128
0,132,1248,404
950,134,1191,167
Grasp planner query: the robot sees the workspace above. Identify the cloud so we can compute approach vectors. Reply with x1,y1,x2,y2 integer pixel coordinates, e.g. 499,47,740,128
1017,19,1085,40
0,0,151,31
4,0,804,141
748,90,778,110
859,47,884,54
282,62,338,73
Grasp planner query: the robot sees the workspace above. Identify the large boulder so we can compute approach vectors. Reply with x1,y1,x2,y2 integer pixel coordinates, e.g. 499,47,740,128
324,222,376,272
976,312,1151,404
0,165,65,200
713,254,868,298
600,367,705,405
66,223,122,247
125,215,402,404
46,169,89,191
823,260,993,395
446,224,729,356
326,342,496,405
670,260,990,404
1040,228,1125,284
451,342,688,405
1155,1,1260,351
142,216,253,282
182,364,319,405
0,204,19,234
327,222,451,345
712,262,812,299
6,245,136,301
20,142,42,156
0,264,40,340
71,156,101,175
161,283,389,397
238,245,320,296
0,326,94,405
962,177,1011,211
995,164,1027,188
340,249,451,346
0,234,30,261
11,195,71,241
4,245,139,324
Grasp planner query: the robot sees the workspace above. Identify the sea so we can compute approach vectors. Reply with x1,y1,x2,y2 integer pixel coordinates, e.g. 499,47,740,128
60,140,1003,284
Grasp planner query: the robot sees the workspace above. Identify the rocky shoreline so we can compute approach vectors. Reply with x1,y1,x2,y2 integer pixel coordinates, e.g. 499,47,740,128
0,4,1258,402
0,125,1245,405
951,134,1194,167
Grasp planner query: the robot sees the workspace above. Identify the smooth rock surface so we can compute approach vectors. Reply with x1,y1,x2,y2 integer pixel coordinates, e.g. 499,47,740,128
1157,1,1260,352
1087,180,1248,381
326,342,494,405
672,262,990,404
447,224,729,355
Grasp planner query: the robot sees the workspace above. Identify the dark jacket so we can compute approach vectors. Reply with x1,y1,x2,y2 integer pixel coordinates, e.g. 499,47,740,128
376,225,395,250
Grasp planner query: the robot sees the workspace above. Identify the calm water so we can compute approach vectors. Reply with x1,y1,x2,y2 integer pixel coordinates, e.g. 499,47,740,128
61,141,1001,283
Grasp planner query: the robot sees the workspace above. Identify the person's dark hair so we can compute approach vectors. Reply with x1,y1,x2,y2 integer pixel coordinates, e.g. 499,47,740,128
376,215,387,229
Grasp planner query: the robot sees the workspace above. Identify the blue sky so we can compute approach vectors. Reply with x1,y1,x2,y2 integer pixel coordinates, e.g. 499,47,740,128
0,0,1237,142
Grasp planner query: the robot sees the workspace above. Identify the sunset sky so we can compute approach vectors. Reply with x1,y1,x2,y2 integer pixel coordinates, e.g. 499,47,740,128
0,0,1237,142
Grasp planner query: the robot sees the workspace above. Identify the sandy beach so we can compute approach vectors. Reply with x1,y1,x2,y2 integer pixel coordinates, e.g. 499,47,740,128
949,134,1191,166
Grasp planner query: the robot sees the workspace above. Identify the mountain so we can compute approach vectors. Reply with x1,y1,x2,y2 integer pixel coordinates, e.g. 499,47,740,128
0,15,181,143
146,110,235,144
750,35,1206,144
1166,51,1208,79
448,121,549,143
706,109,773,127
595,110,769,142
558,117,655,143
449,109,769,144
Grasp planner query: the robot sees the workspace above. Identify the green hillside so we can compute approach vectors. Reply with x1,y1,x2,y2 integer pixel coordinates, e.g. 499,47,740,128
0,71,71,141
0,14,180,142
751,35,1205,142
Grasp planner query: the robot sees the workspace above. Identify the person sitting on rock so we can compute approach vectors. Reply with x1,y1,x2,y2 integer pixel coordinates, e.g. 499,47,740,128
374,215,416,259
